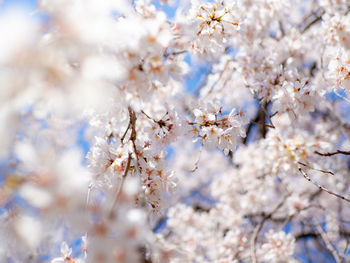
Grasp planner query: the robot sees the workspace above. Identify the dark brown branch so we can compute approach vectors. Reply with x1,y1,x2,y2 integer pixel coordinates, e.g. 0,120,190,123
315,150,350,157
109,153,132,218
141,110,157,123
121,121,131,142
128,106,139,162
297,161,334,175
250,121,275,129
242,111,260,145
164,50,187,57
259,102,267,138
296,230,350,240
139,246,153,263
309,61,317,77
298,168,350,203
243,100,274,145
300,8,325,34
109,108,139,218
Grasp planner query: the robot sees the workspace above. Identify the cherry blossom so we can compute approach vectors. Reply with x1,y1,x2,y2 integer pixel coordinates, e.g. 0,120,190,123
0,0,350,263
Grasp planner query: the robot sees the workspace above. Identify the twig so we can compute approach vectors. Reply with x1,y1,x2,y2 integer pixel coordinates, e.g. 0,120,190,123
260,101,275,129
250,121,275,129
251,221,264,263
279,20,285,38
86,183,93,206
128,106,139,162
312,218,342,263
121,122,131,143
315,150,350,157
270,111,278,118
190,145,203,172
109,108,139,217
242,110,260,145
200,60,231,98
243,101,275,145
343,240,349,259
298,168,350,203
164,50,187,57
300,222,312,263
109,153,132,218
141,110,155,122
250,195,289,263
334,89,350,104
297,161,334,175
296,230,350,240
309,61,317,77
300,8,325,34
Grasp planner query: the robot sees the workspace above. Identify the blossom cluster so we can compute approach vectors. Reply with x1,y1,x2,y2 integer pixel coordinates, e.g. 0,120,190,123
186,102,247,154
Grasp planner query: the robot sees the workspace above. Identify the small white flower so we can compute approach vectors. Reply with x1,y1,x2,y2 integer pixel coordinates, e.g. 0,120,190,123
51,242,74,263
259,230,295,263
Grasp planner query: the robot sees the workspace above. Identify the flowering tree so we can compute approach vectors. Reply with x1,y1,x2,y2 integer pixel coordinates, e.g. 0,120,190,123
1,0,350,262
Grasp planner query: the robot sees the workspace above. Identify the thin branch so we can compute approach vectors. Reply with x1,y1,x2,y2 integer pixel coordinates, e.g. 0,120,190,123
298,168,350,203
297,161,334,175
259,102,267,138
312,218,342,263
200,60,230,98
301,222,312,263
315,150,350,157
278,20,285,38
260,101,275,129
242,109,260,145
86,183,93,206
121,122,131,143
250,121,275,129
343,240,349,259
190,144,203,172
251,221,264,263
296,232,318,240
300,8,325,34
109,153,132,218
109,108,139,217
243,101,275,145
128,106,139,162
314,107,350,143
270,111,278,118
309,61,317,77
250,195,289,263
335,88,350,104
164,50,187,57
141,110,155,122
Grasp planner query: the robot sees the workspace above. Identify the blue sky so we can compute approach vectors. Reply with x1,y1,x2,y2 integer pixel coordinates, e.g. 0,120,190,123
0,0,36,11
